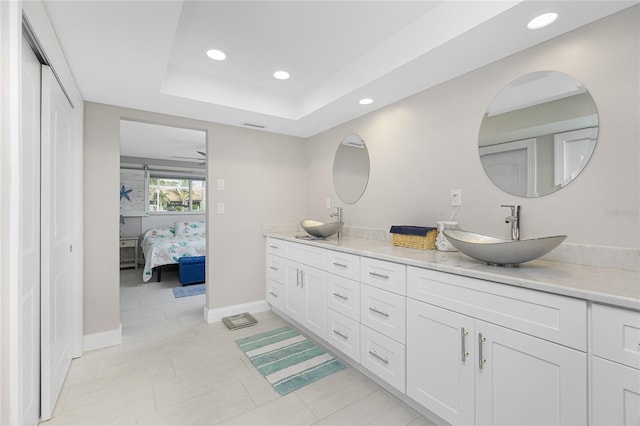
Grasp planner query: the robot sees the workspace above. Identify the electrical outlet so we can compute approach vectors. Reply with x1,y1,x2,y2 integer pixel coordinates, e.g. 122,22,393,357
217,179,225,190
217,202,225,214
450,189,462,207
326,198,331,209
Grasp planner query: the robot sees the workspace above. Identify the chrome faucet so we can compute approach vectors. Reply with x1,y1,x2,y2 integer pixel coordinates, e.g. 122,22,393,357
330,207,343,223
501,204,521,240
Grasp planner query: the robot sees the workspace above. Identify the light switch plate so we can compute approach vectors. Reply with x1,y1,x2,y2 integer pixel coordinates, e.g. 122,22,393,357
450,189,462,206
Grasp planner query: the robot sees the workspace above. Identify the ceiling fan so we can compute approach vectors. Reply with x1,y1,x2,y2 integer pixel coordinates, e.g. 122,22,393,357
172,150,206,165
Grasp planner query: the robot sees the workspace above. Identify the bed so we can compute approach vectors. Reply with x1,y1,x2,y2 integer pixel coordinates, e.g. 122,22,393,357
140,220,206,282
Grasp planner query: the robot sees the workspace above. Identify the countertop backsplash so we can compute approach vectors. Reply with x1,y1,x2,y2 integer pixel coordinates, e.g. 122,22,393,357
263,223,639,272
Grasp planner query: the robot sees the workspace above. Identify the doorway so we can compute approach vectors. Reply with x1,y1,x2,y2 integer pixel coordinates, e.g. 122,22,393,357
118,120,207,334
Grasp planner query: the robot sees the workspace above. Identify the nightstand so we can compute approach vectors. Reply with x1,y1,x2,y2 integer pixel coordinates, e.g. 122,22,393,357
119,237,139,269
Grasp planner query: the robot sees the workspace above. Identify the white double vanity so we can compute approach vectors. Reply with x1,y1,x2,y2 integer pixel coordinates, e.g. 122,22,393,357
264,234,639,426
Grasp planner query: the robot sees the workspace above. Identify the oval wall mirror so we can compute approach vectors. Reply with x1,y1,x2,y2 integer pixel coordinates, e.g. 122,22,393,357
333,134,370,204
478,71,599,197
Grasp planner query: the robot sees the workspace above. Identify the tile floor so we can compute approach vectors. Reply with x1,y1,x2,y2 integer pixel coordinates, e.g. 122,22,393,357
44,268,436,425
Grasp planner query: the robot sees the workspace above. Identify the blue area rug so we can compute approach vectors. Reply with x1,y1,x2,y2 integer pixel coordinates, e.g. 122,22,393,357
236,326,345,396
172,283,205,298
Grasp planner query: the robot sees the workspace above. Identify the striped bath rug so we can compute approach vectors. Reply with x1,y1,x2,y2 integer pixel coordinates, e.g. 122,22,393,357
235,326,345,396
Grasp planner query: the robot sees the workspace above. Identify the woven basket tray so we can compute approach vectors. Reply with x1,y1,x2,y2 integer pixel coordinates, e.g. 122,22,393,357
392,230,437,250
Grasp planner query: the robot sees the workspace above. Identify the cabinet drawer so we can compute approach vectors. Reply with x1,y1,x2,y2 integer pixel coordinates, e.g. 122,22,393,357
360,325,406,393
592,303,640,369
285,242,327,269
327,309,360,362
266,254,286,284
266,279,285,310
266,237,286,256
361,257,406,296
327,250,360,281
327,274,360,321
361,285,406,344
407,266,587,351
120,238,137,248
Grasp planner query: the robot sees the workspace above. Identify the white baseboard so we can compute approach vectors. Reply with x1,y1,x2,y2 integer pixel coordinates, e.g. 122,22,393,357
204,299,270,324
83,324,122,352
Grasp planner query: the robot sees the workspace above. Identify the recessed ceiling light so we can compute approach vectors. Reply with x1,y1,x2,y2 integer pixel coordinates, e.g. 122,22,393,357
273,70,290,80
359,98,373,105
527,12,558,30
206,49,227,61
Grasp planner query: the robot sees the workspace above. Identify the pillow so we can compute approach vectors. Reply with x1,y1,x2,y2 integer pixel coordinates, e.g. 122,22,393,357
174,220,206,237
143,227,174,239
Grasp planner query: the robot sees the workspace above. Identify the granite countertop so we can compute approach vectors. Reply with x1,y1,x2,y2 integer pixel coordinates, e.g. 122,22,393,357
265,232,640,311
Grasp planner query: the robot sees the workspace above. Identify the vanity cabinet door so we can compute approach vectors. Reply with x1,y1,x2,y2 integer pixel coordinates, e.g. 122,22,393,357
268,240,327,340
284,260,304,320
407,299,587,426
407,299,475,426
592,356,640,426
474,320,587,426
301,264,328,340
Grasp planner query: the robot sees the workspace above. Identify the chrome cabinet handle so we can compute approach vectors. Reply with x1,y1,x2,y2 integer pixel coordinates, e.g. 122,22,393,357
269,291,278,298
478,333,487,369
368,271,389,279
269,266,278,271
269,244,278,249
332,292,348,301
368,350,389,364
332,262,348,268
461,328,469,362
369,306,390,317
296,268,300,287
333,329,349,340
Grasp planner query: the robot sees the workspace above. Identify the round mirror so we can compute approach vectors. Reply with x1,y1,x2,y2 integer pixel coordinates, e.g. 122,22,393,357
333,134,370,204
478,71,599,197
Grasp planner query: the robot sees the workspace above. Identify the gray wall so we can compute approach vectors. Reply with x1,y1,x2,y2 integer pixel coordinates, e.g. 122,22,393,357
84,103,306,336
305,7,639,249
84,7,638,339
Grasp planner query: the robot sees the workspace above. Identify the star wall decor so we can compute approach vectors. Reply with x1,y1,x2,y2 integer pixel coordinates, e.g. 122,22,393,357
120,184,133,201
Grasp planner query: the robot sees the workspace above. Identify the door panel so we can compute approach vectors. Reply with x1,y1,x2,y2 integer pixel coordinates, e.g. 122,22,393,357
592,356,640,426
40,65,74,421
284,260,303,319
475,321,587,426
21,37,41,426
407,300,475,426
301,265,327,340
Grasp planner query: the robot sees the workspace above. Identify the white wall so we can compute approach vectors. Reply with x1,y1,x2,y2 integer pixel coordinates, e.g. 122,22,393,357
84,102,306,337
306,7,639,250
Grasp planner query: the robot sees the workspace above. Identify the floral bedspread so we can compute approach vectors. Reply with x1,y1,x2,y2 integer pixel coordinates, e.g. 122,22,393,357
141,227,206,282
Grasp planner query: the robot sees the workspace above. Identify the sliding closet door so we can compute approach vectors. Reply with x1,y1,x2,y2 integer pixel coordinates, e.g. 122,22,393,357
40,64,74,421
21,37,41,426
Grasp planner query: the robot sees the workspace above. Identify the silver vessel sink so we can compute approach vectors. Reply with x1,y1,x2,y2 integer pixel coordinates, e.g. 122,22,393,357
443,229,566,265
300,219,344,238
